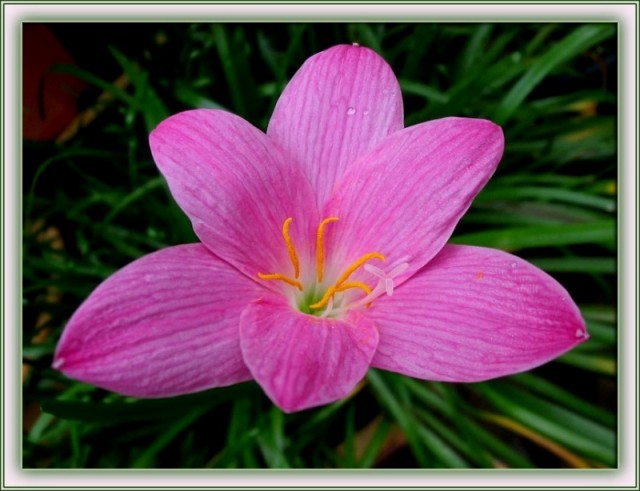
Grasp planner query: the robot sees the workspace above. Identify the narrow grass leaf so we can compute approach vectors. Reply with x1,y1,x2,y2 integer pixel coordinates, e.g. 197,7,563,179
558,351,616,375
480,413,591,468
475,186,616,212
476,383,615,466
357,418,393,468
492,24,615,124
415,424,468,468
132,406,207,468
528,257,616,274
509,373,615,427
462,418,534,468
367,370,431,466
452,220,615,250
40,383,257,423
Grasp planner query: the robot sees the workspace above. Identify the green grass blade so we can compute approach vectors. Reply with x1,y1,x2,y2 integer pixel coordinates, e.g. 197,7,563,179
557,351,616,375
367,370,431,466
509,373,615,427
40,383,257,423
452,220,615,251
476,383,615,466
528,257,615,274
357,418,393,468
132,407,207,468
492,24,615,124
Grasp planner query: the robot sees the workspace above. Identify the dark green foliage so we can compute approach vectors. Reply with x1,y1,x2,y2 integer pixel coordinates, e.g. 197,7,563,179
23,23,616,468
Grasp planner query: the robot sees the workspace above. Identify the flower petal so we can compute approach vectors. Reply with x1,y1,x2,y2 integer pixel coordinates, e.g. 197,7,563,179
369,245,588,382
54,244,262,397
268,44,404,208
239,296,379,412
323,117,504,286
149,109,319,280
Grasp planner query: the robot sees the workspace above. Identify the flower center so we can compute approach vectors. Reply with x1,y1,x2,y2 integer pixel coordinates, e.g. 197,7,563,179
257,217,408,317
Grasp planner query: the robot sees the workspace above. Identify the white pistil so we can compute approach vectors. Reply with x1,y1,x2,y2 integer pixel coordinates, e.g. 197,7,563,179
331,259,411,316
320,297,335,318
364,260,410,296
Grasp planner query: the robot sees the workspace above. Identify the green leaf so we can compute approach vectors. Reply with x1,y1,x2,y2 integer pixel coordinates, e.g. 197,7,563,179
367,370,431,466
50,63,133,103
102,177,164,224
415,424,468,468
174,82,227,110
528,257,615,274
456,24,494,77
452,220,615,251
416,408,491,467
476,382,615,466
357,418,392,468
557,351,616,375
40,383,257,423
460,417,534,468
212,25,257,119
399,79,448,104
492,24,616,124
109,46,169,132
475,186,616,212
510,373,615,427
132,406,207,467
254,406,291,468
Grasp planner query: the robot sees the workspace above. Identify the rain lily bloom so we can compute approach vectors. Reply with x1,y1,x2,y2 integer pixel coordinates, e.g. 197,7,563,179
54,44,588,412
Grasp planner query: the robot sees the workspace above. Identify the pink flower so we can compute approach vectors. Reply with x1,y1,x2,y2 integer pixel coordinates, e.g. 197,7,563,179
53,45,588,413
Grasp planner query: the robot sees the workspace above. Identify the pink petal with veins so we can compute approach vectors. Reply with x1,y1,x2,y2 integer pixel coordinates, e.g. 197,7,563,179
268,44,404,208
240,295,379,412
54,244,261,397
150,109,319,282
370,245,588,382
323,117,504,287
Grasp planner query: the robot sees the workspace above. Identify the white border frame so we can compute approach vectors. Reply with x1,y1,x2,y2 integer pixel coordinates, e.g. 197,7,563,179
3,2,637,489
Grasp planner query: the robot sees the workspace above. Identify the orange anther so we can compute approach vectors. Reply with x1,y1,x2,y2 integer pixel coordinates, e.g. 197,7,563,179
257,273,303,291
282,217,300,279
316,217,339,283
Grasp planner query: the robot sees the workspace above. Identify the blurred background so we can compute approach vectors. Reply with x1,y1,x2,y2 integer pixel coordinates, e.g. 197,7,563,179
23,23,616,468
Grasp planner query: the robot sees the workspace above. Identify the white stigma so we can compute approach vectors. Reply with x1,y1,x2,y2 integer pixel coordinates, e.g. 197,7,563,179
364,260,410,296
330,259,411,317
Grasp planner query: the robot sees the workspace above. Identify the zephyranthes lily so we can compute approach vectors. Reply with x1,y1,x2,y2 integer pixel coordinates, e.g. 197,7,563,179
54,44,587,412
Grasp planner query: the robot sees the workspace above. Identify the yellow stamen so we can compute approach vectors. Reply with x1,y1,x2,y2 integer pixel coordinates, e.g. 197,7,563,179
337,282,375,309
258,217,388,314
310,253,383,310
309,286,337,310
316,216,339,283
335,252,385,288
282,217,300,278
335,281,372,296
257,273,303,291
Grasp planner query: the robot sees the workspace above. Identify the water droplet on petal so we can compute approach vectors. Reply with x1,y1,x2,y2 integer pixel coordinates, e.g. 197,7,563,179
347,107,356,116
352,42,360,47
363,109,370,116
576,329,585,338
